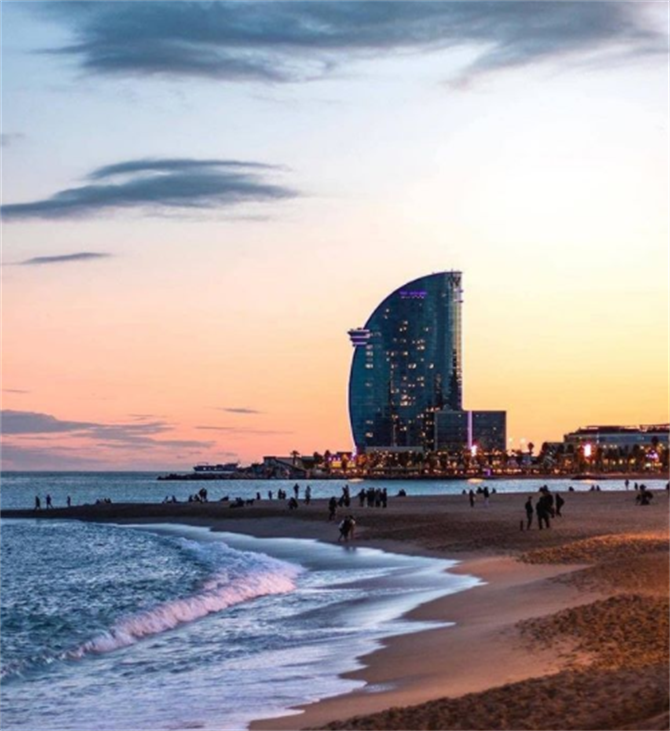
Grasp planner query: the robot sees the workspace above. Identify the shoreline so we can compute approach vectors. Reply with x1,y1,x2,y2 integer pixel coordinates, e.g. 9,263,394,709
251,552,600,730
2,491,668,730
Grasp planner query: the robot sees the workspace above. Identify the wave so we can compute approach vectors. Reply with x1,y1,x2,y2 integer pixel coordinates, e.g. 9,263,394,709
68,541,303,658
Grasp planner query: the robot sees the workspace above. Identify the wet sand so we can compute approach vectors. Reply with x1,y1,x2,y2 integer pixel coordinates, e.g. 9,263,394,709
3,489,668,729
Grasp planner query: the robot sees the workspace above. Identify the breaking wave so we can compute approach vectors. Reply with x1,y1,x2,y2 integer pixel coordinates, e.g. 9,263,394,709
70,540,303,658
1,536,303,680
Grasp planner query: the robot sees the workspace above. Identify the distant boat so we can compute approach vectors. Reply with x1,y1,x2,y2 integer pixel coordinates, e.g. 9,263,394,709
193,462,239,475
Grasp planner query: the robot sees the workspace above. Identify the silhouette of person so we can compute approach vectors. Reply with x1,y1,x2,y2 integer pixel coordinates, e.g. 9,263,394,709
525,497,533,529
555,493,565,517
536,496,550,530
66,495,72,508
34,496,41,511
45,494,53,509
468,489,475,508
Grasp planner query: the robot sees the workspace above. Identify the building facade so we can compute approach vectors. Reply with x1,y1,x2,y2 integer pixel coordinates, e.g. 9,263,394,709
348,272,463,452
563,424,669,449
435,409,507,452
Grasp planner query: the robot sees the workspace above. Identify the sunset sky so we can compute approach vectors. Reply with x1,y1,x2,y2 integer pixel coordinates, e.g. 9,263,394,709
2,1,668,470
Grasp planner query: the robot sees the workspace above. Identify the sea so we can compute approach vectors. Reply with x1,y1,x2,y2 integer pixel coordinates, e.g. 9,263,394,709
1,473,665,731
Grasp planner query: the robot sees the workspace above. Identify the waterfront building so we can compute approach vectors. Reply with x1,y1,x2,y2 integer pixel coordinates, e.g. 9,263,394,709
563,424,669,449
435,409,507,452
348,272,463,452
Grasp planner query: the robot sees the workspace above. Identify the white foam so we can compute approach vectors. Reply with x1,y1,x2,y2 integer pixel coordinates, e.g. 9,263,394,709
69,540,303,658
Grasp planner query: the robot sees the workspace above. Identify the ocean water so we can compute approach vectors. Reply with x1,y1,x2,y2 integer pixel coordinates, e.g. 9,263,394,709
0,474,486,731
1,471,665,512
1,472,665,730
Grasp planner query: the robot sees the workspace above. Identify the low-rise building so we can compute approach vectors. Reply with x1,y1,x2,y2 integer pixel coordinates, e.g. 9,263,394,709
563,424,669,449
435,409,507,452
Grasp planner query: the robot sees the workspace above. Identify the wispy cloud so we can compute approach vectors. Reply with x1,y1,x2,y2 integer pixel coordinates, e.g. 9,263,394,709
40,2,665,86
196,425,291,435
18,252,112,266
2,389,30,394
1,443,112,470
1,133,25,148
216,407,262,415
1,410,214,450
2,410,100,434
1,157,298,221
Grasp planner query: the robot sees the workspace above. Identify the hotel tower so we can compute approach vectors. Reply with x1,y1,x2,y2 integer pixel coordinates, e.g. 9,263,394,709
348,271,464,452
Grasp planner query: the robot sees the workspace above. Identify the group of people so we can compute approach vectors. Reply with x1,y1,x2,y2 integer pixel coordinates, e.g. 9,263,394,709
186,487,209,503
464,485,497,508
34,494,74,510
524,486,565,530
357,487,388,508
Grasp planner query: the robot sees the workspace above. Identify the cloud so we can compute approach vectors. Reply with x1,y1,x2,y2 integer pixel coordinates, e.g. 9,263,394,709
0,410,214,449
1,157,297,221
94,437,215,451
196,425,291,435
216,407,262,414
1,443,112,471
1,133,25,148
18,252,112,266
2,410,100,434
39,2,665,85
2,389,30,394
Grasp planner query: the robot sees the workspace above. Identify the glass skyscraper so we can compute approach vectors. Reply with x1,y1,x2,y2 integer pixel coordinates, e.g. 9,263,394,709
348,271,463,452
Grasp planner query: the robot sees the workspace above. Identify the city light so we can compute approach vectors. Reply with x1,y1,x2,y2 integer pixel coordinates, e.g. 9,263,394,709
583,443,592,458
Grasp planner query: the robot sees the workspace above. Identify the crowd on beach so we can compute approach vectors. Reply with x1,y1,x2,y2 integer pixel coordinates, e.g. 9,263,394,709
30,480,668,544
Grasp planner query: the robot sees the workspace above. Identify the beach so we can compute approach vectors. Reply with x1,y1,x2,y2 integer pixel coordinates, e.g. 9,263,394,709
2,488,668,730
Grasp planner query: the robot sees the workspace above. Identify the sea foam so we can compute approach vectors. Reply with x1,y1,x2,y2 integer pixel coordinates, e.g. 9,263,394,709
69,539,303,658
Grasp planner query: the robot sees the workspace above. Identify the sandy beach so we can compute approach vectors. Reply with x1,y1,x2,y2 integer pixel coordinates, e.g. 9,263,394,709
3,489,668,730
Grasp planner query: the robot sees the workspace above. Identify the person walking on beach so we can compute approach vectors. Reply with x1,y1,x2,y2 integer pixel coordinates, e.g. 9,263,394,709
483,486,490,507
328,496,337,521
555,493,565,517
468,489,476,508
66,495,72,508
34,496,41,511
45,494,53,509
305,485,312,505
525,497,533,529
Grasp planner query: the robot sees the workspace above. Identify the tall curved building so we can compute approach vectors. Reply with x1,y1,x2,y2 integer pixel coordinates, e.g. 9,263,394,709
348,271,463,452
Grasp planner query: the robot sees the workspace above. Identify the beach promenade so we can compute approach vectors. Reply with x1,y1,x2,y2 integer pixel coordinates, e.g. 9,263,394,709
3,489,668,730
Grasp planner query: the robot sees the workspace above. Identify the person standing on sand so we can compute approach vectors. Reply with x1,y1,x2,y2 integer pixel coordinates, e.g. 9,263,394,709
34,496,41,511
338,516,352,542
45,494,53,509
525,497,533,529
468,489,476,508
328,496,337,521
536,496,550,530
66,495,71,508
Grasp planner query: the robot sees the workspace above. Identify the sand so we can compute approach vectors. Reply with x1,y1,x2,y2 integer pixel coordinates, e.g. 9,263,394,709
3,489,669,730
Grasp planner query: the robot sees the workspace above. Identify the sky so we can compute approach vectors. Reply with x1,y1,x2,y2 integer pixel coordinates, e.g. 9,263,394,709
1,1,668,470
